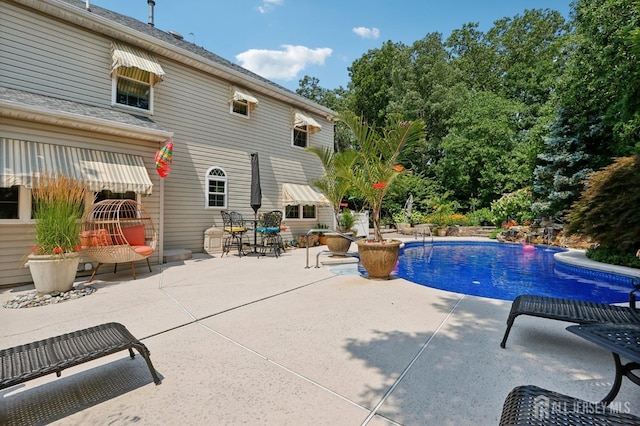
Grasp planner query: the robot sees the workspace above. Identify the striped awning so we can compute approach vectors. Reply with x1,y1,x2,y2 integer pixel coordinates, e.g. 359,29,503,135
0,138,153,195
282,183,329,206
293,111,322,134
111,42,165,85
230,86,259,111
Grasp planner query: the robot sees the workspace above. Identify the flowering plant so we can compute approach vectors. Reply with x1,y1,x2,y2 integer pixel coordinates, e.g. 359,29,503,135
30,174,86,255
337,112,426,241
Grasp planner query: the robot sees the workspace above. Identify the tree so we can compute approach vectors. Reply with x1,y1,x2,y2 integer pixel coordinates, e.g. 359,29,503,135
347,41,407,127
435,89,528,209
534,0,640,215
337,112,426,241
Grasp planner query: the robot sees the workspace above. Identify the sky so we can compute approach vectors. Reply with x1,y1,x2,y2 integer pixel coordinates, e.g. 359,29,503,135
90,0,572,92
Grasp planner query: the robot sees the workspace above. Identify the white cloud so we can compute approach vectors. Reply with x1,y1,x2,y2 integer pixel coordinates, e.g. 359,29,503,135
258,0,283,14
236,45,332,81
352,27,380,39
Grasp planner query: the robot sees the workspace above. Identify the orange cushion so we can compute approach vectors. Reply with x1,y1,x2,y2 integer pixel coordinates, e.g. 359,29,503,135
80,229,112,247
132,245,154,256
122,225,146,246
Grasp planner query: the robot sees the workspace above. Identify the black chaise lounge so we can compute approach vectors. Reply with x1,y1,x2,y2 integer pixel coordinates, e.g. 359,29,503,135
0,322,161,392
500,280,640,348
499,385,640,425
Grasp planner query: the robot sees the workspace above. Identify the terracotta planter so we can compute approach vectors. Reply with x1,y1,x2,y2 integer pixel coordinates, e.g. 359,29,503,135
318,236,327,245
26,252,80,294
356,239,402,280
325,232,353,255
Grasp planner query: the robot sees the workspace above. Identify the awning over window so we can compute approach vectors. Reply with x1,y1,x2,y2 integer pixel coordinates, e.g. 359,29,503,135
0,138,153,195
293,111,322,134
230,86,259,111
282,183,329,206
111,42,165,85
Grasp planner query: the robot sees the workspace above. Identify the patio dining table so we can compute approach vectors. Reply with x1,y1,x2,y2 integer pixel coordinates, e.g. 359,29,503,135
567,323,640,405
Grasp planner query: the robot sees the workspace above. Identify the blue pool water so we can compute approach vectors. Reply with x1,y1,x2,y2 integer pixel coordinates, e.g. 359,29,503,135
394,241,635,303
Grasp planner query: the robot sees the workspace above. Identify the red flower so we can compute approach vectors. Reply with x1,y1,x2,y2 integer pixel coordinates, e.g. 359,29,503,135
74,245,82,252
53,247,63,254
393,165,404,172
30,246,39,252
372,182,387,189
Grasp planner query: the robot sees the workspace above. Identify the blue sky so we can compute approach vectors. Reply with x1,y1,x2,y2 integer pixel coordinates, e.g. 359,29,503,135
90,0,572,91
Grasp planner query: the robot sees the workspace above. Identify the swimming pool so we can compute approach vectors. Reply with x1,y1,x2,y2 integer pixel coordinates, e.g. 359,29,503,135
394,241,635,303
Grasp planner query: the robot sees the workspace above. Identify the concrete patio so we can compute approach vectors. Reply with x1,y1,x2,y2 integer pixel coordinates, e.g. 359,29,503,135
1,237,639,425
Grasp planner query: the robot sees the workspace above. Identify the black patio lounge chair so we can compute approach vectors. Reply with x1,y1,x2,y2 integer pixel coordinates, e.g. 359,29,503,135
499,385,640,425
500,279,640,348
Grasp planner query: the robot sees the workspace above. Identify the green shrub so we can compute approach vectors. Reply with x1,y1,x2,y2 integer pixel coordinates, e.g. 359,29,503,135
466,208,494,226
567,156,640,252
490,188,533,226
586,246,640,269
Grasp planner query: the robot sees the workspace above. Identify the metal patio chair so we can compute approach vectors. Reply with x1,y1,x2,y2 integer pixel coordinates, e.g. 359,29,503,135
220,211,249,257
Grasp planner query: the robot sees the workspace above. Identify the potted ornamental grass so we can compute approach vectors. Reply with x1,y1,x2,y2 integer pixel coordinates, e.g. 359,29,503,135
337,111,426,279
27,174,87,294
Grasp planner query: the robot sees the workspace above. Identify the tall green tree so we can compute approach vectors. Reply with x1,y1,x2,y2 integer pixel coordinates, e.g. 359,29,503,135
347,41,407,127
435,89,528,209
534,0,640,216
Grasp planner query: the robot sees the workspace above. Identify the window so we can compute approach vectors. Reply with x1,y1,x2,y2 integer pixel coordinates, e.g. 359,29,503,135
285,204,316,220
285,205,299,219
291,110,322,149
95,190,136,203
231,99,249,116
0,186,31,221
111,42,164,114
91,190,137,219
292,126,308,148
113,68,153,112
0,186,19,219
229,86,258,118
206,167,227,208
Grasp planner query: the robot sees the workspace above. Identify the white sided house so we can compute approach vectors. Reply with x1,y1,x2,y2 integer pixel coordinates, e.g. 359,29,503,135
0,0,335,286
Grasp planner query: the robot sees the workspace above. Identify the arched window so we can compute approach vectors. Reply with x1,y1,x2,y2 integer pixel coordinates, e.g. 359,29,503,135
205,167,227,209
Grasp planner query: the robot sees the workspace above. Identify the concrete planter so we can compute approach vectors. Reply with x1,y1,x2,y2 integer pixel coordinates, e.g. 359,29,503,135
325,233,353,256
356,239,402,280
27,252,80,294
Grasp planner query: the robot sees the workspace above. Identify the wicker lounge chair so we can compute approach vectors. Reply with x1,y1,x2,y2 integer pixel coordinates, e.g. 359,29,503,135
500,385,640,425
80,200,157,282
500,280,640,348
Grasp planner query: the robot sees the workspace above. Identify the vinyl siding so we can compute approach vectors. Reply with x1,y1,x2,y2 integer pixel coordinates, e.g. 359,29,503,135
0,0,334,285
0,2,112,107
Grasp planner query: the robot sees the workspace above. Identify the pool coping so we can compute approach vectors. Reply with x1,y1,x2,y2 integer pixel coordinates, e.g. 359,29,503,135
554,248,640,279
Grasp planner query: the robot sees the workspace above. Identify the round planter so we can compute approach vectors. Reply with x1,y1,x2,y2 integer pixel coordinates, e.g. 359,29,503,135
356,239,402,280
325,232,353,256
27,252,80,294
318,236,327,245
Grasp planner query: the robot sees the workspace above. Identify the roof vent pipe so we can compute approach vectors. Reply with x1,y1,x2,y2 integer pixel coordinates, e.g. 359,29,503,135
85,0,90,10
148,0,155,27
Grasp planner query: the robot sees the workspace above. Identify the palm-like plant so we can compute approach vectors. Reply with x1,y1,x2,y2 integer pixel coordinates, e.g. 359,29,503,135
307,146,357,230
337,111,426,242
